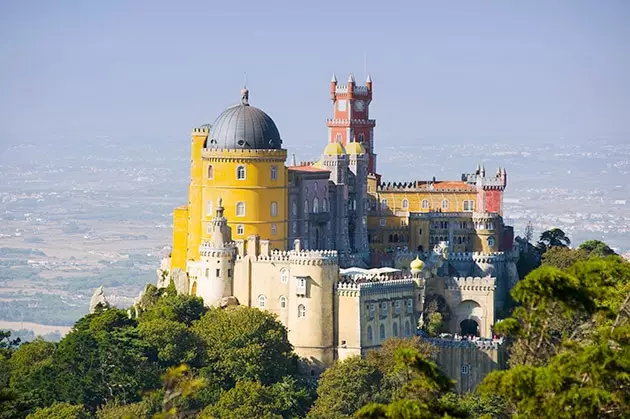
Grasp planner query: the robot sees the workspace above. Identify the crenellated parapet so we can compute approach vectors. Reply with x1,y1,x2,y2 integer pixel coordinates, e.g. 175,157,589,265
445,276,496,292
377,181,475,193
326,118,376,126
425,337,503,350
256,249,339,266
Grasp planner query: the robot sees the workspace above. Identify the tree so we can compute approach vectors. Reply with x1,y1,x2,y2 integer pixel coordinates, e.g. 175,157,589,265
52,309,160,409
193,307,297,392
200,377,311,419
308,356,384,419
578,240,617,258
8,338,57,410
138,319,201,368
481,257,630,417
355,348,460,419
422,294,450,335
536,227,570,252
26,402,90,419
541,246,588,270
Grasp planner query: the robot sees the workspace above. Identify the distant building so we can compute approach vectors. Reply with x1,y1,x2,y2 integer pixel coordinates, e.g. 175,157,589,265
161,75,518,378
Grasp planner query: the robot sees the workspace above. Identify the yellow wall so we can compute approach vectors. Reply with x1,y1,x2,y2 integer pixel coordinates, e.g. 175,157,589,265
372,190,478,213
171,206,189,271
201,148,288,250
186,128,208,262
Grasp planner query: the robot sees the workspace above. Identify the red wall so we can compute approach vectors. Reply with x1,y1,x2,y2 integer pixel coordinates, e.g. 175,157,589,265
484,190,502,213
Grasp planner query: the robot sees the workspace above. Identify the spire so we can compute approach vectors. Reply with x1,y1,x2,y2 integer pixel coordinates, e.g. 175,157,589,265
366,73,372,83
348,73,355,83
331,73,337,83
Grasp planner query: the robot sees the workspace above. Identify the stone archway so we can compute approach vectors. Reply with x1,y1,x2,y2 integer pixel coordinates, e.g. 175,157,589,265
455,300,485,337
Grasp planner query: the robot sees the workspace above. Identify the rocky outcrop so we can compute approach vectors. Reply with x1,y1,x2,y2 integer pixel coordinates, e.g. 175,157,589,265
171,268,189,294
219,296,239,308
89,285,110,313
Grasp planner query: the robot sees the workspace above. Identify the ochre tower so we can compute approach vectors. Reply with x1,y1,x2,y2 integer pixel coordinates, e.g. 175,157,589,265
327,73,377,174
171,88,288,272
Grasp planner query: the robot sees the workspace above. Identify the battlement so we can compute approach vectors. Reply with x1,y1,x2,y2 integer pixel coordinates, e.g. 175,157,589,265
445,276,495,292
255,248,339,266
199,241,237,258
461,171,506,190
192,127,210,135
353,86,369,95
326,118,376,126
377,181,475,193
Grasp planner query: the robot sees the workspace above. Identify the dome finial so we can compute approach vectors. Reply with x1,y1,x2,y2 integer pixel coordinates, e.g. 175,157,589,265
240,87,249,106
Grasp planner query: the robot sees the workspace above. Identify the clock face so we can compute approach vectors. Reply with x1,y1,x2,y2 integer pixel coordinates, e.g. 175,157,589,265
353,100,365,111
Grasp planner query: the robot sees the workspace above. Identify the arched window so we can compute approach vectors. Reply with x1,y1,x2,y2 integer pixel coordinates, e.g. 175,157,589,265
441,199,449,209
292,200,297,216
487,236,496,247
422,199,429,209
367,326,373,341
279,296,287,309
271,223,277,235
313,197,319,213
405,321,411,337
379,324,385,340
402,198,409,209
335,133,342,142
314,182,318,191
236,165,246,180
236,202,246,216
270,165,278,180
304,199,309,214
207,165,214,179
322,198,328,212
206,200,213,216
358,133,365,143
257,295,266,308
271,201,278,217
298,304,306,318
205,268,210,277
381,199,388,211
236,224,244,235
393,322,398,337
280,268,289,284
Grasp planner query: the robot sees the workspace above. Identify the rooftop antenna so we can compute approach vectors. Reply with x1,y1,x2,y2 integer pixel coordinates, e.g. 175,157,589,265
243,72,248,88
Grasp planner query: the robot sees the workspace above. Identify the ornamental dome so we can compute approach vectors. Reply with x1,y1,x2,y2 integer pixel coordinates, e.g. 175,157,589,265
207,88,282,150
324,142,346,156
345,141,366,155
410,256,424,272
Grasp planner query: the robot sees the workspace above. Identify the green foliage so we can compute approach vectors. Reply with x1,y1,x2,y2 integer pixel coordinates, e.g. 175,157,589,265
26,402,91,419
426,312,443,337
540,246,588,270
201,376,311,419
308,356,384,419
96,395,162,419
354,348,461,419
139,291,206,326
8,339,56,408
138,319,201,367
53,309,160,408
480,256,630,417
578,240,617,258
422,294,450,335
193,306,297,390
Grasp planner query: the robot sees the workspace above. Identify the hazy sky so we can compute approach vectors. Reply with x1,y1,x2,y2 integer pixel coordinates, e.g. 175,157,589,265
1,0,628,150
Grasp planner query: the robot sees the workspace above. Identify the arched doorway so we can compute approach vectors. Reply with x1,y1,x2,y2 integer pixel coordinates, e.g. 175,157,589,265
455,300,484,337
190,281,197,296
460,319,479,337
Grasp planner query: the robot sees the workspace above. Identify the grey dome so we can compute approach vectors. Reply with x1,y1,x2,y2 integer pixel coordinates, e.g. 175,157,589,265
207,90,282,150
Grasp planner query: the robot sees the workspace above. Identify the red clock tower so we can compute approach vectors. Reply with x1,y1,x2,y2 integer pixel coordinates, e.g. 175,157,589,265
327,73,378,174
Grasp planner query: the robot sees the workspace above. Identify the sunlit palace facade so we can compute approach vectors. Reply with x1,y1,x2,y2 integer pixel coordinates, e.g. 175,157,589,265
162,75,518,372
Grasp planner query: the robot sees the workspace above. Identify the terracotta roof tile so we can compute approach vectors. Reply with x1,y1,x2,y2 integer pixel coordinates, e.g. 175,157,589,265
288,165,330,173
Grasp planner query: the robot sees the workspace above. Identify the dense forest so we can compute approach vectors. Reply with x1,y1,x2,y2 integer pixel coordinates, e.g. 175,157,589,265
0,234,628,418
